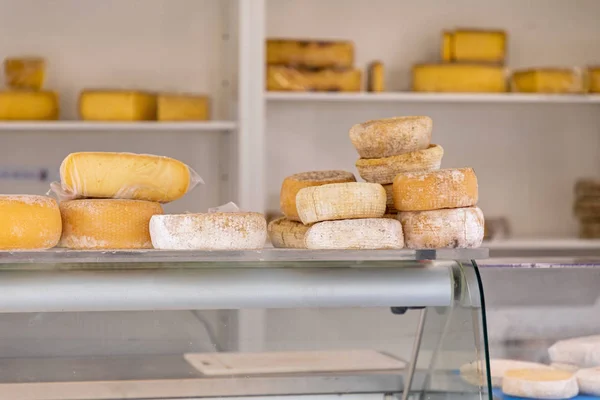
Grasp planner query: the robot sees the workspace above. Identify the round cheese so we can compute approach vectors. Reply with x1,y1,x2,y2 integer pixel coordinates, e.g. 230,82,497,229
305,218,404,249
393,167,478,211
268,217,310,249
280,170,356,221
296,182,386,224
575,179,600,198
59,152,196,203
0,195,61,250
59,199,163,249
356,144,443,184
150,212,267,250
502,369,578,399
460,359,553,388
349,116,432,159
549,335,600,368
576,367,600,395
398,207,484,249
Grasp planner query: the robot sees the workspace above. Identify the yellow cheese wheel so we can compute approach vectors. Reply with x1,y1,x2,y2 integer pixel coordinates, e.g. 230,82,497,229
511,69,584,94
442,30,506,63
4,57,46,90
59,152,193,203
59,199,163,249
79,90,157,121
267,66,361,92
0,91,58,120
158,93,209,121
412,64,506,93
589,67,600,93
393,168,478,211
280,170,356,221
0,195,61,250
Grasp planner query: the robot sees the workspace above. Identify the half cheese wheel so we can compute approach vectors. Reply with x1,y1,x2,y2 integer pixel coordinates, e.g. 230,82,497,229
576,367,600,395
393,167,478,211
460,359,553,388
59,199,163,249
280,170,356,221
305,218,404,249
268,217,310,249
502,369,578,399
0,195,61,250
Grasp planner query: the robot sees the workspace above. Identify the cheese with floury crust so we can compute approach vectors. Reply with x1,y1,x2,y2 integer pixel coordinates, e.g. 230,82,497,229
502,369,578,400
305,218,404,250
549,335,600,368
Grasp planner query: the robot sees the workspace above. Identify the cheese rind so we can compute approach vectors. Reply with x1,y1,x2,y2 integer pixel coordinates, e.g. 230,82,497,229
393,168,478,211
0,91,58,120
296,182,386,224
280,170,356,221
576,368,600,395
460,359,553,388
79,90,157,121
349,116,433,159
413,64,506,92
367,61,384,92
589,67,600,93
267,66,361,92
443,30,506,63
549,335,600,368
158,93,209,121
305,218,404,249
356,144,443,184
59,152,194,203
150,212,267,250
268,217,310,248
383,184,397,214
4,57,46,90
0,195,61,250
266,39,354,69
398,207,484,249
502,369,578,400
552,363,579,373
59,199,163,249
511,69,584,93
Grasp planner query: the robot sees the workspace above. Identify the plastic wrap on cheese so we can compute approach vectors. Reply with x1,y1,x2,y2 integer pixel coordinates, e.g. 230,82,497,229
511,68,585,93
50,152,203,203
267,66,361,92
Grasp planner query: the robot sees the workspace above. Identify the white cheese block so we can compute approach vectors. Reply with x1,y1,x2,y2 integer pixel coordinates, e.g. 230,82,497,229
304,218,404,250
150,212,267,250
576,367,600,395
549,335,600,368
460,359,553,388
502,369,578,399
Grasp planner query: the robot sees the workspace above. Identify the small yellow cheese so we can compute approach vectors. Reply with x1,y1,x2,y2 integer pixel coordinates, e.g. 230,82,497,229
511,69,584,93
589,67,600,93
267,39,354,69
267,66,361,92
79,90,157,121
0,91,59,120
367,61,385,92
413,64,506,92
441,32,453,62
442,30,506,63
4,57,46,90
158,93,209,121
0,195,61,250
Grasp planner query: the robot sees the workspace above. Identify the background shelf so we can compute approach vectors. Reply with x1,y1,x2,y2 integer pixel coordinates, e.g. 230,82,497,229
0,121,237,132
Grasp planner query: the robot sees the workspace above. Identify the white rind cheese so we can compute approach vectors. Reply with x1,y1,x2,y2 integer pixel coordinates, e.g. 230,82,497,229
460,359,553,388
549,335,600,368
576,367,600,395
502,369,578,400
268,217,310,249
305,218,404,250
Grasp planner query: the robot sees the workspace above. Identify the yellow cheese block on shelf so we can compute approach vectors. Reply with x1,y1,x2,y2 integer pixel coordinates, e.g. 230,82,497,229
588,67,600,93
511,68,584,93
367,61,384,92
4,57,46,90
412,64,506,92
0,91,59,120
267,66,361,92
267,39,354,69
79,90,157,121
442,30,506,63
158,93,209,121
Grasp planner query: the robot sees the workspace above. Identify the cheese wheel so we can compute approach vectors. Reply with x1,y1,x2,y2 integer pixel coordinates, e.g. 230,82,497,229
59,199,163,249
511,68,584,94
383,184,397,213
349,116,432,159
502,369,578,399
367,61,384,92
158,93,209,121
4,57,46,90
280,170,356,221
552,363,579,373
0,195,61,250
460,359,553,388
150,212,267,250
59,152,194,203
393,168,478,211
356,144,443,184
576,368,600,395
268,217,310,249
0,91,58,120
549,335,600,368
398,207,484,249
79,90,157,121
305,218,404,250
296,182,386,224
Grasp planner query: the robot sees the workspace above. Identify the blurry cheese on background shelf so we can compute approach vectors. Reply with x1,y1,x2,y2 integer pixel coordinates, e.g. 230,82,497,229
412,64,506,92
266,65,361,92
4,56,46,90
158,93,209,121
267,39,354,69
483,217,510,241
573,179,600,238
587,67,600,93
367,61,385,92
0,91,58,120
442,29,506,63
79,90,157,121
511,68,585,93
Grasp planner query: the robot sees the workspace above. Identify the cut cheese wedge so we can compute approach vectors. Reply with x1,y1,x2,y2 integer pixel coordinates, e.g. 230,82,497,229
502,369,578,400
549,335,600,368
349,116,432,159
398,207,484,249
4,57,46,90
59,199,163,249
268,217,310,249
158,93,209,121
393,168,478,211
79,90,157,121
296,182,386,224
0,195,61,250
305,218,404,249
511,69,584,94
413,64,506,93
460,359,553,388
0,91,58,120
150,212,267,250
58,152,198,203
576,367,600,395
280,170,356,221
383,184,397,214
356,144,443,184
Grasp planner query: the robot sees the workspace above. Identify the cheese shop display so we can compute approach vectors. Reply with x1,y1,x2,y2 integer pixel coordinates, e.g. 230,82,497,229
79,90,157,121
511,68,585,94
304,218,404,250
367,61,385,92
267,39,354,69
589,67,600,93
459,359,553,388
576,368,600,395
501,369,579,399
0,195,62,250
4,56,46,90
55,152,202,203
266,65,361,92
268,217,310,249
149,212,267,250
412,64,506,93
157,93,210,121
573,179,600,238
442,29,506,63
0,91,59,120
59,199,163,249
280,170,356,221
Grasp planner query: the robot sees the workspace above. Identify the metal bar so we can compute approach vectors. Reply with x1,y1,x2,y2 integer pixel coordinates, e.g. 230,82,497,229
401,308,428,400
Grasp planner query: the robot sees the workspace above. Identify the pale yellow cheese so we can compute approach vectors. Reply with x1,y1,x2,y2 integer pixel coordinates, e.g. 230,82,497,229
305,218,404,250
0,195,61,250
367,61,385,92
59,199,163,249
4,57,46,90
268,217,310,249
266,39,354,69
442,30,506,63
0,91,58,120
511,69,584,93
59,152,192,203
158,93,209,121
267,66,361,92
589,67,600,93
502,369,578,399
79,90,157,121
413,64,506,92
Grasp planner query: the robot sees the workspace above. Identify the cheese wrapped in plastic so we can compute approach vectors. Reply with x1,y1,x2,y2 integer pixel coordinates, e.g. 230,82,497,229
51,152,203,203
267,66,361,92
